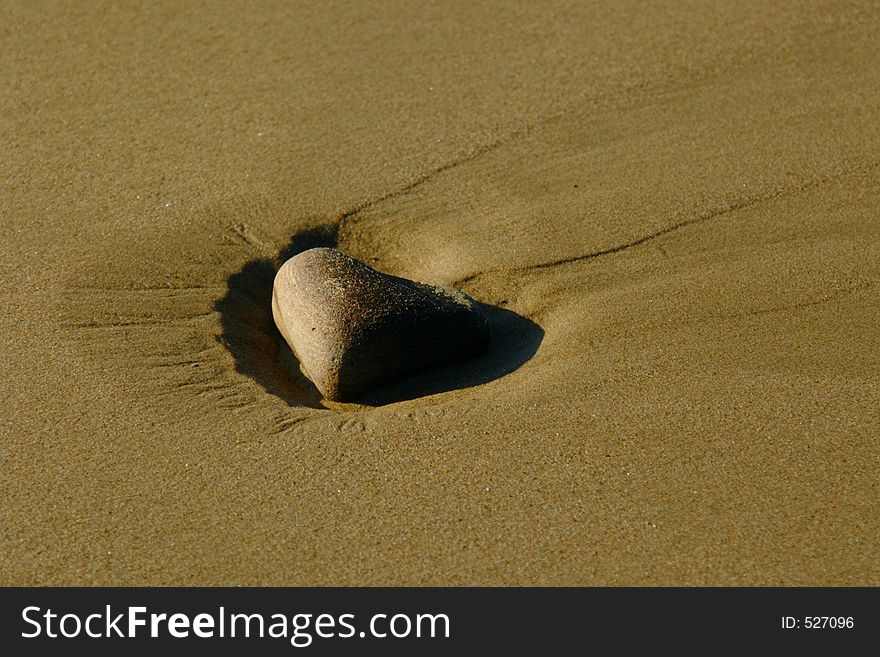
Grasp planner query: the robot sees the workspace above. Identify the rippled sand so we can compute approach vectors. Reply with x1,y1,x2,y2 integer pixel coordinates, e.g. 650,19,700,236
1,1,878,584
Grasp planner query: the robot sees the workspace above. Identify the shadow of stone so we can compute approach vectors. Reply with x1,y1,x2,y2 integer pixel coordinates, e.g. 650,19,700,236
278,223,339,262
358,302,542,405
214,225,339,409
215,225,543,408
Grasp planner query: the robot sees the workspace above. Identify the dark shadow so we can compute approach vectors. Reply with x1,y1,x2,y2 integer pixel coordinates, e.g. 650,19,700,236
277,223,339,263
358,301,543,405
215,225,543,408
214,225,339,409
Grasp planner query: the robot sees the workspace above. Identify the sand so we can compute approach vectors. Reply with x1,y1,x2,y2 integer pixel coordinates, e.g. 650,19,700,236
1,1,878,585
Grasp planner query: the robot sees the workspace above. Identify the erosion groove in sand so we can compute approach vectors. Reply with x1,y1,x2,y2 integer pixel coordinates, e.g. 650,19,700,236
456,160,880,285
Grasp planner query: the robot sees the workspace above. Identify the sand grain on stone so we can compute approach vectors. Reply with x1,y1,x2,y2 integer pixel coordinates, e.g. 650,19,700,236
272,248,490,402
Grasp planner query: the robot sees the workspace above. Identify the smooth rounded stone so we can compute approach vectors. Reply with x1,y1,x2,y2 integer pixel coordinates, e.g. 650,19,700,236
272,247,490,402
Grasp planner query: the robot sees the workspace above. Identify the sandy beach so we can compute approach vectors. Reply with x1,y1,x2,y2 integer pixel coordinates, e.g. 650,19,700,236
1,0,878,585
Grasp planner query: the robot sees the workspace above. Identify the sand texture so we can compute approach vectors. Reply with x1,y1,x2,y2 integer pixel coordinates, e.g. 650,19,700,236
1,1,878,584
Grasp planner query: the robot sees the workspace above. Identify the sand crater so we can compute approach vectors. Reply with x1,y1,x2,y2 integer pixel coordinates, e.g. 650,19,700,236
215,225,543,408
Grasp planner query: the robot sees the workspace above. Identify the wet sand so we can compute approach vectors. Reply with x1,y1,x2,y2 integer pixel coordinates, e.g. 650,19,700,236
1,1,878,584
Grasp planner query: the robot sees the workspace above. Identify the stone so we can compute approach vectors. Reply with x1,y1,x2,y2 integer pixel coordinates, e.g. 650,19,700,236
272,248,490,401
